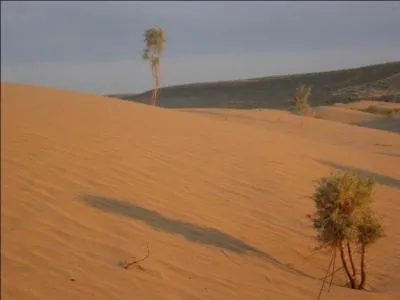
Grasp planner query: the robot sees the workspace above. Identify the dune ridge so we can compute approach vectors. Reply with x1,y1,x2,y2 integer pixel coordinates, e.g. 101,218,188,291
2,82,400,300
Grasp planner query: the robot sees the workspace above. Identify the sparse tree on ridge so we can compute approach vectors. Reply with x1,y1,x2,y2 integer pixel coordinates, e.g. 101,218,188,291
142,26,166,106
290,83,314,127
291,84,312,116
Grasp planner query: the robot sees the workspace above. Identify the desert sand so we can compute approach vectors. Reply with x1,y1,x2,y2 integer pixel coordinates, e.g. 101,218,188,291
2,82,400,300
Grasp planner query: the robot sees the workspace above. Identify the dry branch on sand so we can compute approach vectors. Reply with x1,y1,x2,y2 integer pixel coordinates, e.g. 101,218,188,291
123,243,150,270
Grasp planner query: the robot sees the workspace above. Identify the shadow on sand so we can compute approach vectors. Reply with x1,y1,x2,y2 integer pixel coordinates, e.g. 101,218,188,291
315,159,400,189
82,194,318,280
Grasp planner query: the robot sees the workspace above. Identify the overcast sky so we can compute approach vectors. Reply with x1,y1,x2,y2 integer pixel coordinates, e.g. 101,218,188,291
2,1,400,94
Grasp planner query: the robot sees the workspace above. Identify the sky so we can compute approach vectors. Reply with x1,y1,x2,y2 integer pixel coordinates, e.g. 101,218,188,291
1,1,400,95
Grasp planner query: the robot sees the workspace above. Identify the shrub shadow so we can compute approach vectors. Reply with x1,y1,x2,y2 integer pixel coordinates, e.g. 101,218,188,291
315,159,400,189
82,194,318,280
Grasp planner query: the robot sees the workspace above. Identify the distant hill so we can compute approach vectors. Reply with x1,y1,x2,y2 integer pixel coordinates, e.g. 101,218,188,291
107,61,400,109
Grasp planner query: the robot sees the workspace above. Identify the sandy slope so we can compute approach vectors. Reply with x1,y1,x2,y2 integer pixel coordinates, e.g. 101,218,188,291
313,106,381,125
313,102,400,132
2,83,400,300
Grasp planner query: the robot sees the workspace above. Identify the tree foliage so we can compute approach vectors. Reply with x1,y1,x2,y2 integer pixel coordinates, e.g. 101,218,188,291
309,170,384,295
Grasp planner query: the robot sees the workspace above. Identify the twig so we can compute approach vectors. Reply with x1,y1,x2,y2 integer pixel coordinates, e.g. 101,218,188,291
328,248,337,292
318,266,344,281
317,251,335,300
123,243,150,269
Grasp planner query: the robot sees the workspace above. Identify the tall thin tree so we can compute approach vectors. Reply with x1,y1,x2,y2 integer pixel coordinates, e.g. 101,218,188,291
142,27,166,106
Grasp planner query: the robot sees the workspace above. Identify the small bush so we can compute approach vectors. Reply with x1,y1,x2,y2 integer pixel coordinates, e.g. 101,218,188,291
291,84,314,117
309,170,384,294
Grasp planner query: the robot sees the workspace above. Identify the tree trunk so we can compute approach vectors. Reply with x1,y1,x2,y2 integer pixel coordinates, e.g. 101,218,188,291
339,241,356,288
150,61,157,106
359,243,367,290
154,62,160,106
346,242,357,281
151,89,156,106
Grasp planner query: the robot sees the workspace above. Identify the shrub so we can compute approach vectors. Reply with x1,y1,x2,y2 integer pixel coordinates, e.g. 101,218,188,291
308,170,384,295
291,84,313,116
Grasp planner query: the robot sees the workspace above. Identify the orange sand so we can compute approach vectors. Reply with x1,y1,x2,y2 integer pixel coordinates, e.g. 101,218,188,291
2,83,399,300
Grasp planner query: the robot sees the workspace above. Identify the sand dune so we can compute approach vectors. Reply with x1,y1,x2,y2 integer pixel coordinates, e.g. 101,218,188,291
313,106,381,125
312,102,400,133
2,82,400,300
